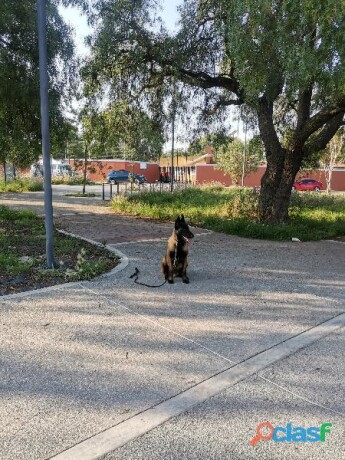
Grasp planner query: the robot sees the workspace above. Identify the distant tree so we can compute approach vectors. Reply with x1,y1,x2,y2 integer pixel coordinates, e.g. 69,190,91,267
50,120,80,160
75,98,164,163
187,133,233,157
96,102,164,161
319,129,345,193
67,133,84,161
215,138,262,185
77,100,163,191
78,107,102,193
248,135,265,164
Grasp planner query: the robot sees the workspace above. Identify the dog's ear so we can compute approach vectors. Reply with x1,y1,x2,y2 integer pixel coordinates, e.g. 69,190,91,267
175,215,181,229
179,214,185,221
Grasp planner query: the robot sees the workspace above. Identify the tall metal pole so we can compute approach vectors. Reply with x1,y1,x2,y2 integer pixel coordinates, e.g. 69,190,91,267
37,0,55,268
170,93,176,193
241,117,248,187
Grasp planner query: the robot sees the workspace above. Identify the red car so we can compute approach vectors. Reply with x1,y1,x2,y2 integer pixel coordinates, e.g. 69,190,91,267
292,179,323,192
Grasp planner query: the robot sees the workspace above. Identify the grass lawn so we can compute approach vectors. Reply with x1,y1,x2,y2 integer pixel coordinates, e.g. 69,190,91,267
111,186,345,241
0,206,119,295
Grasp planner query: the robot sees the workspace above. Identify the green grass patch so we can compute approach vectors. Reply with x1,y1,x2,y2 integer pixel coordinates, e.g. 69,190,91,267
0,178,44,192
0,205,118,295
111,186,345,241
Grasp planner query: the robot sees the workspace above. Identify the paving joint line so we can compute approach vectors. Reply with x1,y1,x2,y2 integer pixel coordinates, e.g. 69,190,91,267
258,374,345,417
82,285,345,411
81,284,345,372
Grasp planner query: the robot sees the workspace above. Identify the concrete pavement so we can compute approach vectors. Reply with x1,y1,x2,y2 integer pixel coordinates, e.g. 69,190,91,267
0,188,344,459
102,328,344,460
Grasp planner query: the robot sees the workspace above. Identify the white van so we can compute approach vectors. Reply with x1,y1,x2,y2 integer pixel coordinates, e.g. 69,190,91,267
30,159,74,177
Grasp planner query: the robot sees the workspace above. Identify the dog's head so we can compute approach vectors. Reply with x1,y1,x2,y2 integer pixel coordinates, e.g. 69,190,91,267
174,214,194,243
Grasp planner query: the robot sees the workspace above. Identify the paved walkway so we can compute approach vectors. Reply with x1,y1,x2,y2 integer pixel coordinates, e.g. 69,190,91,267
0,187,344,460
0,188,209,244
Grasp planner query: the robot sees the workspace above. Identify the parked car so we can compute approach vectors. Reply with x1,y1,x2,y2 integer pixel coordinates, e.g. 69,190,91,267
107,169,146,184
292,179,323,192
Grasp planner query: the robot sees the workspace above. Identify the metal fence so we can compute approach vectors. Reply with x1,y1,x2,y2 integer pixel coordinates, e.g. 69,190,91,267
101,177,195,200
158,166,196,184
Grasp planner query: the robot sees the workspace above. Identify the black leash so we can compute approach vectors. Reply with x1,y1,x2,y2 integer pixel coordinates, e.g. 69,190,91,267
129,267,167,288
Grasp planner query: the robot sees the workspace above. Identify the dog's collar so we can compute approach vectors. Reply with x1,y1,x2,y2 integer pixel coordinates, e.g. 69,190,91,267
175,235,190,245
173,239,178,267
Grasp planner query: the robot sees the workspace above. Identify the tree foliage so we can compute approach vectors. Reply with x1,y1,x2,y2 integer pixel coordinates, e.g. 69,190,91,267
187,132,231,157
78,101,164,161
96,102,164,161
215,137,263,185
0,0,77,168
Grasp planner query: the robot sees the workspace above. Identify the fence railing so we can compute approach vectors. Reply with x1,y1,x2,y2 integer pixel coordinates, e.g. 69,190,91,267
101,179,194,200
159,166,196,184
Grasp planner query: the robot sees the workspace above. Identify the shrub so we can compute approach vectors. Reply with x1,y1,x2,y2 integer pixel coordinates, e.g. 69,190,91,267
197,181,225,192
51,175,91,185
0,178,44,192
225,187,259,219
24,178,44,191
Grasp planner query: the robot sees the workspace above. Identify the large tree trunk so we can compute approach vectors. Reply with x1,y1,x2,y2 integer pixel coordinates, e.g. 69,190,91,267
257,96,304,224
258,153,285,222
259,149,303,223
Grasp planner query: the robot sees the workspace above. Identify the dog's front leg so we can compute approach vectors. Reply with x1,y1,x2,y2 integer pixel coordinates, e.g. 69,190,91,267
182,257,189,284
167,251,175,284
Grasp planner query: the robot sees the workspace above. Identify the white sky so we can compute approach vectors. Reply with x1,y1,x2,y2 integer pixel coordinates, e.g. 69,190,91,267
58,6,89,57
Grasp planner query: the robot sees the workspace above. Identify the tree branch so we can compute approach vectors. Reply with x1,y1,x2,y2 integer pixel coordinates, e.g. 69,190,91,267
137,22,241,96
299,97,345,143
175,67,241,94
205,97,243,115
258,95,284,159
303,113,344,156
296,86,313,131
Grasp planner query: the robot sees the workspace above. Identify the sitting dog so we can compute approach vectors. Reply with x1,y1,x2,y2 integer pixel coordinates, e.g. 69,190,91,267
161,214,194,284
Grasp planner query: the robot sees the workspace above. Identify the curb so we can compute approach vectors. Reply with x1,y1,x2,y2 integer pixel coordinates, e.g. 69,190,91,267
0,230,129,301
56,229,129,279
